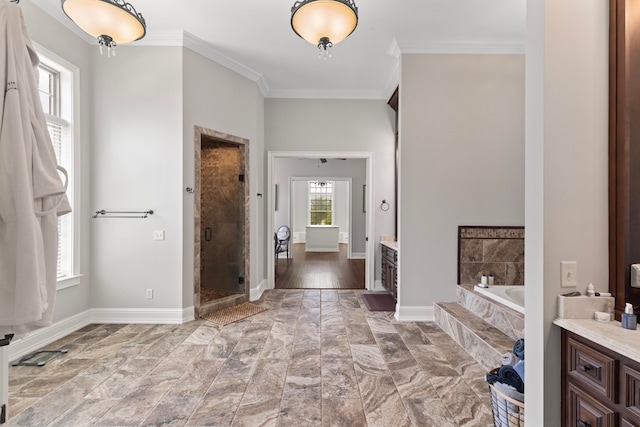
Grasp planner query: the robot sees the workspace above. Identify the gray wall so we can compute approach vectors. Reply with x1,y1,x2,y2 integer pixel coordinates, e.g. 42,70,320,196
265,99,397,273
182,48,265,304
91,46,184,309
399,54,526,311
525,0,609,424
22,2,266,317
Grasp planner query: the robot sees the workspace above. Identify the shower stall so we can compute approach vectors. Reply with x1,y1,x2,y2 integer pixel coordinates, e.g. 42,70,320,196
194,127,249,318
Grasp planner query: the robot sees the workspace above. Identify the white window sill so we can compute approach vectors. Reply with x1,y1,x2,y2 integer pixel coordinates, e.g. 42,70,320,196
56,274,83,290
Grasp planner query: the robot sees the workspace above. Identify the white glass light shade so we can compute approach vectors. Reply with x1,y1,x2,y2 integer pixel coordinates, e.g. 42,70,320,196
291,0,357,46
61,0,145,44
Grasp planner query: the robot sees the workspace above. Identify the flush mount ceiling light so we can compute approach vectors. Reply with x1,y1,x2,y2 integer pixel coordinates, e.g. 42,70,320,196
291,0,358,59
61,0,146,57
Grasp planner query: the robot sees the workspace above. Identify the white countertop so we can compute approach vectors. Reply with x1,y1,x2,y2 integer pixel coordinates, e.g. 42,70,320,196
554,317,640,362
380,240,397,250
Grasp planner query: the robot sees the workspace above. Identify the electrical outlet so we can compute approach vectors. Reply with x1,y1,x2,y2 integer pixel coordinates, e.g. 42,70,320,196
153,230,165,241
146,289,153,299
561,261,577,288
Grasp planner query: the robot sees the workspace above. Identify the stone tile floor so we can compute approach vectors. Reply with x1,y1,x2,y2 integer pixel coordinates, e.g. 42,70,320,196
8,290,494,426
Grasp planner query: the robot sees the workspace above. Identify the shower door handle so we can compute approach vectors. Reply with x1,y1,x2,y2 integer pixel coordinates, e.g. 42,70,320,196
205,227,212,241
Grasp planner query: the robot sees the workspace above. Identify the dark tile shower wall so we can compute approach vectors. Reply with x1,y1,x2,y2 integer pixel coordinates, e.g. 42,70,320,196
458,226,525,286
201,141,242,294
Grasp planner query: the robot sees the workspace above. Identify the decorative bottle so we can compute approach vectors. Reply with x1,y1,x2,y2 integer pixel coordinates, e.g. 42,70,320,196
622,303,637,330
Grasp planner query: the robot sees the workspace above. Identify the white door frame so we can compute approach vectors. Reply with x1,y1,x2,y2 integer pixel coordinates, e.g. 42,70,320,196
267,151,375,290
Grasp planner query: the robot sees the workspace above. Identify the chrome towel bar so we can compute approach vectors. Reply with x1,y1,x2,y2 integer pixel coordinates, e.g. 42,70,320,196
92,209,154,219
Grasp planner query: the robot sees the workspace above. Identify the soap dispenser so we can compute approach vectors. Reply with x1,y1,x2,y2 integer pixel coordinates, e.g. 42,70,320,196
622,303,637,330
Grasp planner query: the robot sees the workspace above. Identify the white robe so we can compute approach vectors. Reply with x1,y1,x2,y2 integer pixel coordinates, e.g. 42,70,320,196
0,0,71,335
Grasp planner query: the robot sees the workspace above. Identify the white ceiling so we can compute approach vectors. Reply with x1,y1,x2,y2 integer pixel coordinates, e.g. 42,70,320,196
38,0,526,99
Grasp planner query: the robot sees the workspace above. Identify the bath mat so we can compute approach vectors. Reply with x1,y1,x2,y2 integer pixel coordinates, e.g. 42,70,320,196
361,293,396,312
201,302,268,326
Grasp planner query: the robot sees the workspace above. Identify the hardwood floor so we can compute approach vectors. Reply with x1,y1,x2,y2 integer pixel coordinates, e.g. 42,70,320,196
275,243,365,289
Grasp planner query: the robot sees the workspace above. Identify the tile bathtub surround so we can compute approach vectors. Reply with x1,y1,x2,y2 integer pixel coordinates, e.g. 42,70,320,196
456,285,524,342
8,290,494,427
458,226,525,286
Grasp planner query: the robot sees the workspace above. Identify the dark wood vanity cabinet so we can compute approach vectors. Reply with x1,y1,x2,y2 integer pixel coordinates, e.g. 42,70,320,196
562,330,640,426
381,244,397,300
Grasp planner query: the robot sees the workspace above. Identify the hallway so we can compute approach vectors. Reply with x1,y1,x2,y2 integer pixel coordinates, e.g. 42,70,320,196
275,243,365,289
7,290,492,426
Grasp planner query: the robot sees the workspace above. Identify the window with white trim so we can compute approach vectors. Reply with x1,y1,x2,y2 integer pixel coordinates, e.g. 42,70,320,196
309,181,334,225
36,49,80,289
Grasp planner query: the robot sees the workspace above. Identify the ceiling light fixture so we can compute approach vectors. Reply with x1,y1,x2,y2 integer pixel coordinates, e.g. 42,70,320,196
61,0,146,57
291,0,358,59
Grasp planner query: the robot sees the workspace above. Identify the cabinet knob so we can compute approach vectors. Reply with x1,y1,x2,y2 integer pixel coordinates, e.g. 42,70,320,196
577,420,591,427
577,363,592,372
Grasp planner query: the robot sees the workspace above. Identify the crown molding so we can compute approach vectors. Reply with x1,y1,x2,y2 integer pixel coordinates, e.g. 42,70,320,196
382,59,400,101
182,32,269,97
31,3,269,96
135,31,184,47
265,89,387,100
32,3,522,100
388,39,402,58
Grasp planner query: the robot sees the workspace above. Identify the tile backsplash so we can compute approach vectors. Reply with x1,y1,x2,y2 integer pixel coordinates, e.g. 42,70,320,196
458,226,524,286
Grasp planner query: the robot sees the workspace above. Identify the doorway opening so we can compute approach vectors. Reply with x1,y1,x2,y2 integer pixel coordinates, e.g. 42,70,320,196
194,126,250,318
274,176,364,289
267,152,374,291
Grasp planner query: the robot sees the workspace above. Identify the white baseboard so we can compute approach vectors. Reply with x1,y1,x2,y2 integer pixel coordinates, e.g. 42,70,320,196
371,280,386,291
90,307,194,324
394,305,434,322
8,306,194,362
250,279,269,301
351,252,365,259
8,310,92,361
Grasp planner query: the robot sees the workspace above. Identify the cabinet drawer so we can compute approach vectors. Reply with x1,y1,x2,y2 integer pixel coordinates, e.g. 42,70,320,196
567,336,617,402
624,364,640,420
381,245,397,264
567,382,617,427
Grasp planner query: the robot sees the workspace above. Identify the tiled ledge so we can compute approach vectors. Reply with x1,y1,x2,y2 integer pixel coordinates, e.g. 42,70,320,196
435,302,514,371
457,285,524,341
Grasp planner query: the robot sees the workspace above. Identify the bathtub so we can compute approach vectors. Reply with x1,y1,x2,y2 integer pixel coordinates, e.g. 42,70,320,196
474,285,525,314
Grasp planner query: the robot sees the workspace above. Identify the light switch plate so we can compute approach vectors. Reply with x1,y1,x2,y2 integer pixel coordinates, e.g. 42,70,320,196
561,261,577,288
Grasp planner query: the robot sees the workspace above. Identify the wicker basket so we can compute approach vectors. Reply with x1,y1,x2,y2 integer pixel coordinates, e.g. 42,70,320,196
488,382,525,426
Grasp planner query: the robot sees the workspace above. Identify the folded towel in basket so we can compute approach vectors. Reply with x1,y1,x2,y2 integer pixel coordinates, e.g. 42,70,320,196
513,359,524,382
501,352,519,366
513,338,524,360
486,365,524,393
